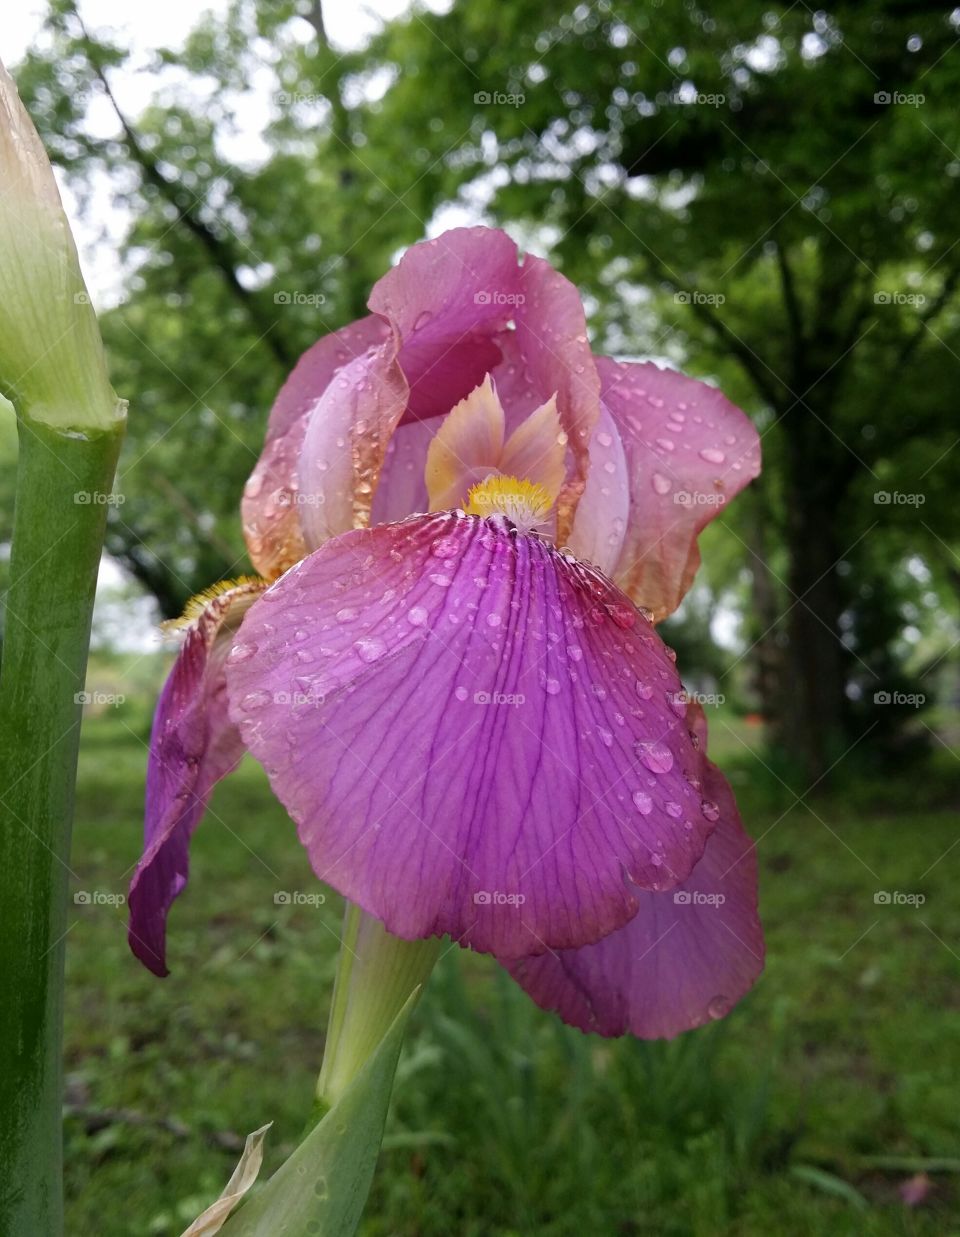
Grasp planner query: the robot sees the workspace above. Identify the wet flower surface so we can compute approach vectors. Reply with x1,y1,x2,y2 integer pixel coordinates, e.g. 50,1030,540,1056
129,226,764,1038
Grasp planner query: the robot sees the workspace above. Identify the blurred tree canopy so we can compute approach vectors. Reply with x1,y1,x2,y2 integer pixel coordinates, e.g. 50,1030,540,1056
8,0,959,778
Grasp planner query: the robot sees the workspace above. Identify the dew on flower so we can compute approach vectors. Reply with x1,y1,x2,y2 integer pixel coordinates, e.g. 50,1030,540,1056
241,690,273,712
431,536,460,558
708,995,731,1020
651,472,672,494
635,741,674,774
355,637,386,663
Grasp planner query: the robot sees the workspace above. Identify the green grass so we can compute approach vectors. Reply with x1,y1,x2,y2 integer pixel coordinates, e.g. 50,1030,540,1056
63,661,960,1235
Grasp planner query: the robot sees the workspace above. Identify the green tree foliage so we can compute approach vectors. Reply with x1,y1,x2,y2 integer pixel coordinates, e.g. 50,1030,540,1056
9,0,959,773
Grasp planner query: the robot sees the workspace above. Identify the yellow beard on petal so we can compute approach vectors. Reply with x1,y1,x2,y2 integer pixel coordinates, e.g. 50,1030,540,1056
162,576,264,633
464,475,553,532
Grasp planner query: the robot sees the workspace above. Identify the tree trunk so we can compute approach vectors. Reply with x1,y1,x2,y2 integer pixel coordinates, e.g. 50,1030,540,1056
779,414,851,785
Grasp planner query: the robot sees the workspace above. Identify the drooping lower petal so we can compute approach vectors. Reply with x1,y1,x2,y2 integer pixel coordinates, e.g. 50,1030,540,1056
127,580,265,975
504,704,764,1038
598,356,761,620
226,513,718,959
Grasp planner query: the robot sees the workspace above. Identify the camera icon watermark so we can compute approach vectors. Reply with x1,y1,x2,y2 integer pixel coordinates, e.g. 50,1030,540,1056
669,689,726,710
874,90,924,108
674,290,725,306
873,690,924,707
873,490,925,507
673,890,726,906
74,490,125,505
874,290,926,307
274,290,326,307
74,691,125,707
74,889,126,907
473,290,526,307
874,890,925,906
473,889,526,906
273,890,326,906
673,489,727,508
473,89,525,108
473,690,525,707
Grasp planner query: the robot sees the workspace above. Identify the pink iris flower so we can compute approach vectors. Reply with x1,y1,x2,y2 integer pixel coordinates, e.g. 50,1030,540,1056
128,227,764,1039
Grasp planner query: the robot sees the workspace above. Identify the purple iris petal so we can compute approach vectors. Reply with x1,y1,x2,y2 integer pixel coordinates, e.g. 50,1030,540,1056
598,356,762,620
369,226,521,421
127,583,263,975
505,705,764,1038
225,513,719,959
241,315,390,576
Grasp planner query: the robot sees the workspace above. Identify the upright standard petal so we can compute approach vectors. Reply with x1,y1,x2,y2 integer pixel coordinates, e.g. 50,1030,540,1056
226,514,718,959
128,580,265,975
368,227,521,420
599,357,761,620
505,704,764,1038
242,316,390,576
296,342,409,549
513,256,601,541
568,404,630,576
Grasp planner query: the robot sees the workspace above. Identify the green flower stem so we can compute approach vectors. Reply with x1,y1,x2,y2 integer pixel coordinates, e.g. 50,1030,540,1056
316,904,441,1111
0,418,124,1237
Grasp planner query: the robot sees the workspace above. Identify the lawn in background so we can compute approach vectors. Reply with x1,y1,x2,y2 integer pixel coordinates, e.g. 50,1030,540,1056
63,655,960,1235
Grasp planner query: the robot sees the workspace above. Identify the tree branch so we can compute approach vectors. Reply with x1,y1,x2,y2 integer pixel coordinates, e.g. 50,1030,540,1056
891,262,960,373
643,249,786,410
71,7,295,371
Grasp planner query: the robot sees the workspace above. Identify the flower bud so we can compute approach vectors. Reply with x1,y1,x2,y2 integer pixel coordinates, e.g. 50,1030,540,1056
0,60,124,431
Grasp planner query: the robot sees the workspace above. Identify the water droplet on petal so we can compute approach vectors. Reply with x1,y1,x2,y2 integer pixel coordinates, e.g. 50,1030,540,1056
431,536,460,559
407,606,429,626
652,472,672,495
605,600,636,629
701,799,721,822
241,690,273,712
665,801,683,818
632,790,653,814
227,642,257,665
355,637,386,663
707,995,731,1020
699,447,726,464
635,741,674,774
